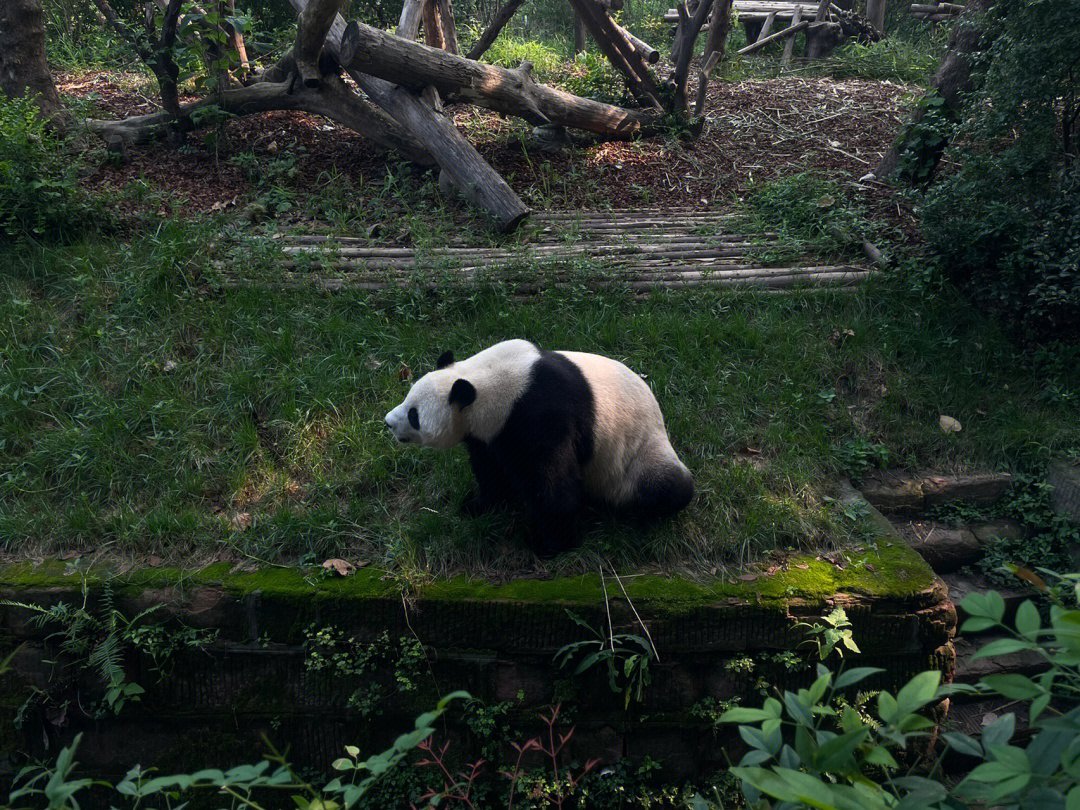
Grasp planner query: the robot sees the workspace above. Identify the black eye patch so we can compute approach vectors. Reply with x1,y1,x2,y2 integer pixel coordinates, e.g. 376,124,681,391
408,407,420,430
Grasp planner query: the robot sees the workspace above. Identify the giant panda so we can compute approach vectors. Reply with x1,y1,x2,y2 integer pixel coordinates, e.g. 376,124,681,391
384,339,694,557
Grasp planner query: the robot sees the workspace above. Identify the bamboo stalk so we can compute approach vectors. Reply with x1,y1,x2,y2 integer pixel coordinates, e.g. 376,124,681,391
737,18,808,53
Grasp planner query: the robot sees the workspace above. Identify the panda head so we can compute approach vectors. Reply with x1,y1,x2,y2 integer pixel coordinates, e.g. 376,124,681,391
384,351,477,450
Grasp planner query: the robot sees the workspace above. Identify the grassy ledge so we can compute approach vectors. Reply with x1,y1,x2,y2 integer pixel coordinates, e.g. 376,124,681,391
0,535,937,615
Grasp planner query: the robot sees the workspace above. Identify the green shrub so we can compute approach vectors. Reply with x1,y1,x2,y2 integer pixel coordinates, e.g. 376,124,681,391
915,0,1080,342
923,159,1080,340
0,95,99,242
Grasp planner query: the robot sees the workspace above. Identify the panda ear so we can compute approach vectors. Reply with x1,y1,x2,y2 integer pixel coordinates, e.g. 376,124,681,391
436,350,455,369
448,379,476,410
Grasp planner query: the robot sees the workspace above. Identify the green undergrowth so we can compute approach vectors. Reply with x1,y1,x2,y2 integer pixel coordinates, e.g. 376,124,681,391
0,535,935,610
1,220,1078,579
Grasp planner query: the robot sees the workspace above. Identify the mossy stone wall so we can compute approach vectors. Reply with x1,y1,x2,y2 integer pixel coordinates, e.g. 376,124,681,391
0,540,954,788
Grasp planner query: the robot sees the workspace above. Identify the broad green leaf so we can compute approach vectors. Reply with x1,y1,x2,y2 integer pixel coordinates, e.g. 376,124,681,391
974,638,1036,659
815,728,869,771
967,761,1016,783
982,673,1042,700
986,743,1031,774
877,691,898,724
1067,786,1080,810
982,713,1016,748
862,746,898,769
720,707,775,724
784,690,814,726
764,697,783,718
986,773,1031,803
1019,786,1066,810
895,670,941,717
331,758,352,772
942,732,982,757
834,667,884,690
1016,600,1042,638
809,671,832,704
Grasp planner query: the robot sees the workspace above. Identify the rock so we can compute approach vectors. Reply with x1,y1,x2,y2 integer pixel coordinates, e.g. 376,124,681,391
241,201,267,224
939,415,962,433
942,570,1034,624
922,473,1013,507
954,633,1048,683
529,124,573,153
860,471,1013,513
903,524,981,573
1047,458,1080,523
970,520,1026,544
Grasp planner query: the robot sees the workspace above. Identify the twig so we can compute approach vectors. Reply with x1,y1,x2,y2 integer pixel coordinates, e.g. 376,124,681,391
600,566,615,651
608,564,659,662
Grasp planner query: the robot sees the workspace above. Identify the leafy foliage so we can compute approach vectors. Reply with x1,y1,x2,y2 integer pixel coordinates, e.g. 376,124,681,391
713,568,1080,810
555,610,655,709
932,474,1080,587
919,0,1080,341
0,94,100,242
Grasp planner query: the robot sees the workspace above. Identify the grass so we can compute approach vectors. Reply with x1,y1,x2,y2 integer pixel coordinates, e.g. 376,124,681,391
1,209,1078,581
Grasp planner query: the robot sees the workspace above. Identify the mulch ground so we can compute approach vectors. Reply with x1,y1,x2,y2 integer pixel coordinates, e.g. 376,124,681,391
59,67,919,232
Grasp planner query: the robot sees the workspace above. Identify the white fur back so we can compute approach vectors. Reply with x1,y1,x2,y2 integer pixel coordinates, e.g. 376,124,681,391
457,339,541,443
558,351,684,505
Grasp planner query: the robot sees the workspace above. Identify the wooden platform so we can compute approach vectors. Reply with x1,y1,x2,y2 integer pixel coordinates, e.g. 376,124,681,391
664,1,818,23
224,209,873,295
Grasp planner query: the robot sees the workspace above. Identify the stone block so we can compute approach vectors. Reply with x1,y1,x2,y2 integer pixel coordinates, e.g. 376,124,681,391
1048,458,1080,523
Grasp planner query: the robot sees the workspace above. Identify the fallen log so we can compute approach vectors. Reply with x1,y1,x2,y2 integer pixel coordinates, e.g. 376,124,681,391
291,0,530,231
911,2,963,12
612,21,660,64
338,18,657,135
566,0,663,108
737,18,808,53
86,76,434,165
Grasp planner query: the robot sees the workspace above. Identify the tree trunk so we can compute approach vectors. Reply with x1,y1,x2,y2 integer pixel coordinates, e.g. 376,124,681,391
874,0,991,179
574,10,587,54
295,0,344,87
0,0,64,123
865,0,885,33
339,18,656,135
693,0,732,117
467,0,528,60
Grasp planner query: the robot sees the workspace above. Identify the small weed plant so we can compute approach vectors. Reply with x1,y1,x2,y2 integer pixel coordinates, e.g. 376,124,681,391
555,609,655,710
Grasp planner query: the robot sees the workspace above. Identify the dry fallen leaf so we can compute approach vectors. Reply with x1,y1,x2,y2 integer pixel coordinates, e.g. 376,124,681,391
231,512,252,531
739,573,759,582
398,364,413,382
795,563,810,570
148,554,162,567
59,550,80,560
163,359,177,373
939,415,962,433
355,560,370,568
865,563,877,573
323,558,355,576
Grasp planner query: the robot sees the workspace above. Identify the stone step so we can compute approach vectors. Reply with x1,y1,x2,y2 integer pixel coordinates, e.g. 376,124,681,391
859,471,1012,514
953,632,1048,684
942,570,1036,628
891,519,1026,575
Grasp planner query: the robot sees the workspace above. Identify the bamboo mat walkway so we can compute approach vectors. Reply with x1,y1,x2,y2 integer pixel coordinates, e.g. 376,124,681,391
234,209,873,295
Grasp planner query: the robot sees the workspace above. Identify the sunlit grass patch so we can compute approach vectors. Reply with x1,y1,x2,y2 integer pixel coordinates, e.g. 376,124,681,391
1,221,1078,580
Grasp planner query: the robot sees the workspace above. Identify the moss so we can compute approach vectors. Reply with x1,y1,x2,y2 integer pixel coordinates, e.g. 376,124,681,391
0,538,935,616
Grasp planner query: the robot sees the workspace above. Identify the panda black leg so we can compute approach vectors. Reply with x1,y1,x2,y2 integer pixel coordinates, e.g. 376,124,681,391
462,438,511,517
524,441,583,558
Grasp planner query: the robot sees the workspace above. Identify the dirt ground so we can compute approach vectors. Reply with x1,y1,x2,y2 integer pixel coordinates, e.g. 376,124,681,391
60,67,918,231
